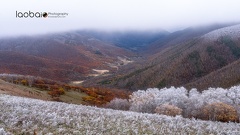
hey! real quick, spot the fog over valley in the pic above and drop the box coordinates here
[1,0,240,37]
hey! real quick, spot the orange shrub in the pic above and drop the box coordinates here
[21,79,28,86]
[48,87,65,98]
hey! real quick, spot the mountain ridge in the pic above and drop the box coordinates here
[86,23,240,90]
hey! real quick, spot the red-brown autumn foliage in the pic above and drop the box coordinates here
[155,104,182,117]
[202,102,239,122]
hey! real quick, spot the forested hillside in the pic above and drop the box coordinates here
[92,24,240,90]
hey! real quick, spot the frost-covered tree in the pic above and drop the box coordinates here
[201,88,233,105]
[129,87,188,113]
[184,88,203,118]
[129,88,160,113]
[154,87,188,109]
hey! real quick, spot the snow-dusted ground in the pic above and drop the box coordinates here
[202,24,240,40]
[0,94,240,135]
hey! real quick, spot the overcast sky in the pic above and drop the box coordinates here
[1,0,240,37]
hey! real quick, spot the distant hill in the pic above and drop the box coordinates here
[143,23,236,54]
[90,24,240,90]
[0,32,134,82]
[76,30,169,51]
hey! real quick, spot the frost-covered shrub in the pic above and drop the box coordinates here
[202,102,239,122]
[129,87,188,113]
[105,98,130,110]
[127,85,240,122]
[155,104,182,116]
[0,128,12,135]
[1,94,240,134]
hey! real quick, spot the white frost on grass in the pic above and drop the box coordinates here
[0,94,240,134]
[0,128,10,135]
[202,24,240,41]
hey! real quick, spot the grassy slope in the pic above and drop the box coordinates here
[0,94,240,134]
[0,79,51,101]
[60,91,87,104]
[0,79,87,105]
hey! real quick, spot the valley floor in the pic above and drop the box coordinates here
[0,94,240,135]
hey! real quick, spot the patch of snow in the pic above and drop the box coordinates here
[71,81,84,84]
[88,69,109,77]
[92,69,109,74]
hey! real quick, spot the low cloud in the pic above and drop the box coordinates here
[1,0,240,37]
